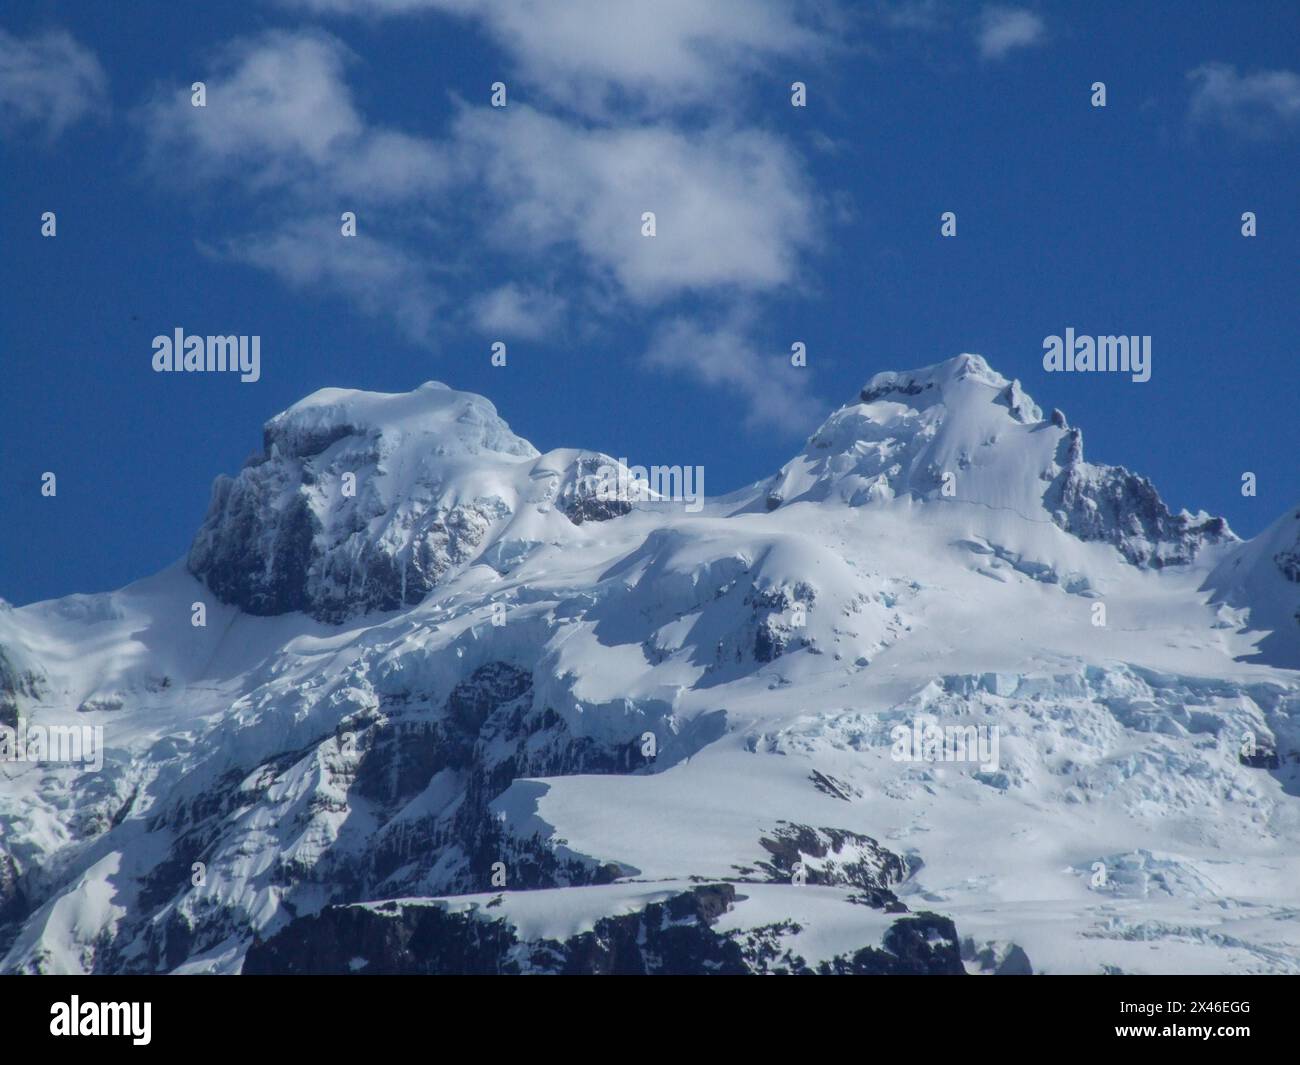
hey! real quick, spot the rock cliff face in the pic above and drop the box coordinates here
[1043,428,1233,568]
[187,383,637,623]
[0,643,44,730]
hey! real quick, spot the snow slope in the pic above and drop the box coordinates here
[2,354,1297,974]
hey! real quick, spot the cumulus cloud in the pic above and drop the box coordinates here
[143,33,452,201]
[454,105,819,302]
[1187,62,1300,138]
[142,20,825,424]
[974,6,1045,61]
[142,32,819,296]
[0,28,107,140]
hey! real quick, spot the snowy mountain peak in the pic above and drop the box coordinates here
[860,352,1005,402]
[759,352,1056,511]
[858,353,1040,424]
[759,352,1233,569]
[182,355,1239,630]
[188,381,629,623]
[263,380,539,462]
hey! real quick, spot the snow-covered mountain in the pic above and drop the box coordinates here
[3,354,1298,974]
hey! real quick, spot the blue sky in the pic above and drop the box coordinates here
[2,0,1297,605]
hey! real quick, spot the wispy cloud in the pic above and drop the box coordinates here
[0,28,107,141]
[974,6,1045,61]
[212,217,442,344]
[644,311,822,433]
[870,0,947,33]
[1187,62,1300,138]
[281,0,838,117]
[468,284,566,341]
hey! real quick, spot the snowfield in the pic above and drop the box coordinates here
[2,353,1297,974]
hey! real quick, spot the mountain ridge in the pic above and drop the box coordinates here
[187,353,1244,626]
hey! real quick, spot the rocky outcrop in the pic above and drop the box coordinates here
[1044,428,1234,568]
[0,853,25,940]
[187,448,508,623]
[739,821,912,911]
[244,883,965,975]
[554,453,634,525]
[0,645,44,729]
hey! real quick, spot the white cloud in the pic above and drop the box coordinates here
[143,32,819,307]
[142,31,364,189]
[468,284,566,340]
[643,311,822,433]
[975,6,1045,61]
[142,23,825,426]
[455,105,819,302]
[214,217,441,343]
[283,0,836,115]
[143,32,452,201]
[0,28,107,140]
[1188,63,1300,138]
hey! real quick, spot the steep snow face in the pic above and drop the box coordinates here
[755,353,1235,567]
[187,383,637,623]
[1207,506,1300,668]
[2,354,1298,977]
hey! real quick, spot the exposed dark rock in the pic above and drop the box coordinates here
[750,583,815,663]
[963,936,1034,974]
[110,663,648,971]
[1240,746,1281,769]
[188,480,317,617]
[0,646,45,729]
[745,821,911,910]
[995,944,1034,974]
[817,913,964,974]
[1275,549,1300,583]
[556,454,633,525]
[0,852,26,939]
[1043,430,1234,567]
[860,379,933,403]
[244,883,965,975]
[808,770,861,801]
